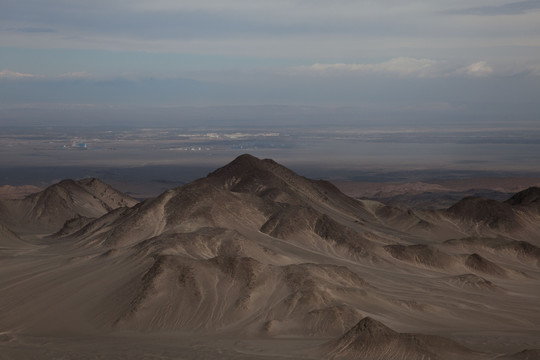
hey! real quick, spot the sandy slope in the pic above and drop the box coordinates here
[1,154,540,359]
[0,178,137,236]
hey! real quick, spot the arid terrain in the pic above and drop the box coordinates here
[1,154,540,359]
[334,177,540,210]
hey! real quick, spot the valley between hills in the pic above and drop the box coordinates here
[1,154,540,359]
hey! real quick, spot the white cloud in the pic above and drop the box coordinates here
[289,58,508,78]
[460,61,494,77]
[296,57,439,78]
[0,69,92,80]
[0,69,36,79]
[0,69,93,80]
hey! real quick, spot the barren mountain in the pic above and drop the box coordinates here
[447,196,517,229]
[334,178,540,210]
[325,317,481,360]
[1,154,539,359]
[0,178,137,235]
[505,186,540,210]
[443,189,540,241]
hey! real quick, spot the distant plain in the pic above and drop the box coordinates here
[2,123,540,199]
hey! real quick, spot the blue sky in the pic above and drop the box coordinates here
[1,0,540,122]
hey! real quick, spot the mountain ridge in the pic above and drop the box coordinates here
[1,154,539,359]
[0,177,137,236]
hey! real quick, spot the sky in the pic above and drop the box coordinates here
[1,0,540,126]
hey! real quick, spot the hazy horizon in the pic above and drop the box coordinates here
[2,2,540,187]
[2,123,540,193]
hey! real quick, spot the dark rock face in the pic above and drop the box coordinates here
[505,187,540,208]
[445,187,540,230]
[446,196,516,228]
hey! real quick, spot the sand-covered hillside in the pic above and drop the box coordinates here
[1,155,539,359]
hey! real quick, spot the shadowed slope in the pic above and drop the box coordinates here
[326,317,479,360]
[465,253,508,277]
[446,196,516,229]
[443,188,540,239]
[505,187,540,209]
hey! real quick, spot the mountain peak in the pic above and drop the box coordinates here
[205,154,296,193]
[232,153,264,164]
[2,177,137,235]
[208,154,276,177]
[465,253,508,277]
[447,196,515,227]
[203,154,371,220]
[345,317,397,338]
[27,179,76,202]
[326,316,476,359]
